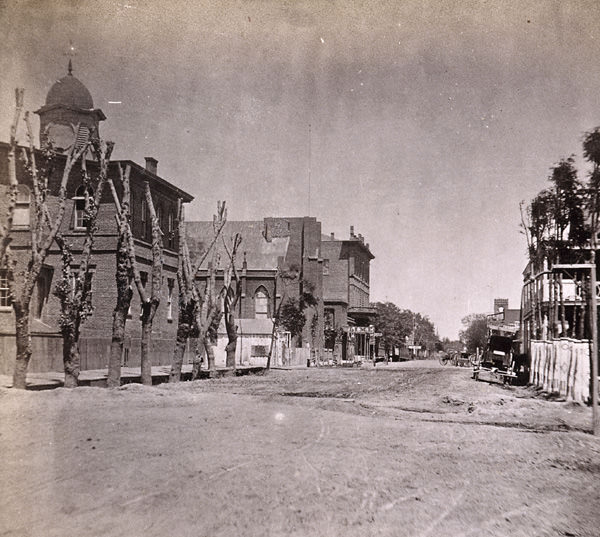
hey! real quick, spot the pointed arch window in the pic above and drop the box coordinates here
[254,287,269,319]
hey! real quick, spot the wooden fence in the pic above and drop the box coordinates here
[529,339,590,403]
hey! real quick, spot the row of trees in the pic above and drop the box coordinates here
[0,89,248,389]
[519,127,600,340]
[372,301,440,356]
[520,127,600,267]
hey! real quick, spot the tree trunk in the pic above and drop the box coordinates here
[62,329,80,388]
[12,307,31,389]
[170,306,193,382]
[190,338,203,380]
[108,307,127,388]
[140,304,154,386]
[266,321,277,370]
[204,336,216,372]
[225,313,237,368]
[108,235,132,388]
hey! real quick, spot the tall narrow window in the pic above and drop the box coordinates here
[141,199,147,239]
[167,211,174,249]
[156,205,163,233]
[254,287,269,319]
[167,278,174,321]
[13,185,31,229]
[71,270,94,303]
[73,185,93,229]
[0,269,10,308]
[35,266,53,319]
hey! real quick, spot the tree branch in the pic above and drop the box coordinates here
[191,200,227,274]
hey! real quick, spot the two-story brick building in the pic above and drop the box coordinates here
[0,63,193,374]
[321,226,376,361]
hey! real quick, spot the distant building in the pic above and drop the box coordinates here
[185,216,324,365]
[321,226,376,361]
[494,298,509,315]
[487,299,520,337]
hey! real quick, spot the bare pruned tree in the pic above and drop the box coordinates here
[170,200,196,382]
[54,139,113,387]
[221,233,242,368]
[194,206,227,375]
[169,201,226,381]
[106,164,164,386]
[136,182,163,385]
[0,89,23,267]
[3,89,89,389]
[106,164,133,387]
[266,265,300,370]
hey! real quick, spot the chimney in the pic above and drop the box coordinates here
[145,157,158,175]
[358,233,364,243]
[330,232,335,240]
[350,225,354,238]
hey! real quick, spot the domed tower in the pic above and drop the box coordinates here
[35,60,106,151]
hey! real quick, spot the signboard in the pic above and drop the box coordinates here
[408,345,421,350]
[348,325,375,335]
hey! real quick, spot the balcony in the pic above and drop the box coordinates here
[348,305,377,317]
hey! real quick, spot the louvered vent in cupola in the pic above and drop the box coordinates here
[74,125,90,149]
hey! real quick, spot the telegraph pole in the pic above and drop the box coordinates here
[307,122,311,217]
[590,256,599,435]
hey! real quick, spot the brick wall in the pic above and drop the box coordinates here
[322,241,348,303]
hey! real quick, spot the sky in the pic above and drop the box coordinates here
[2,0,600,339]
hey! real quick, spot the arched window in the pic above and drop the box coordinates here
[13,185,31,229]
[73,185,94,229]
[254,287,269,319]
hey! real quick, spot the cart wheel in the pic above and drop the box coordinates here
[439,355,449,366]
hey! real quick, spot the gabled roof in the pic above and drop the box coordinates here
[185,220,289,270]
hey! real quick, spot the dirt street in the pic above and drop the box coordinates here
[1,360,599,537]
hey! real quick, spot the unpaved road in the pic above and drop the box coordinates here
[1,360,599,537]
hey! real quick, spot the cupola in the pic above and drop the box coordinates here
[35,59,106,152]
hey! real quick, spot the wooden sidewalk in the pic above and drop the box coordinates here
[0,364,266,390]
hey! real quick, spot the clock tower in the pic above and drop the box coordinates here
[35,60,106,152]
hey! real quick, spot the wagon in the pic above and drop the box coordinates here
[472,334,517,383]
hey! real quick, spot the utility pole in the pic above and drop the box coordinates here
[590,257,599,435]
[307,122,311,217]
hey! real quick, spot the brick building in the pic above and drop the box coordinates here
[185,216,324,364]
[321,226,376,361]
[0,63,193,374]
